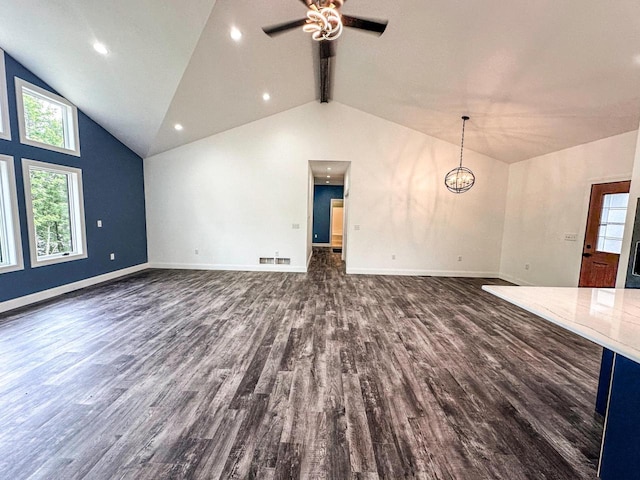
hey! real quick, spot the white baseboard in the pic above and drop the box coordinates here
[148,262,306,273]
[312,243,331,247]
[497,272,534,286]
[346,267,500,277]
[0,263,150,314]
[307,250,313,270]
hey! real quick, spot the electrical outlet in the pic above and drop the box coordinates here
[392,254,396,260]
[110,253,115,261]
[314,234,317,238]
[195,249,199,255]
[354,225,360,231]
[97,220,102,228]
[525,263,530,270]
[457,255,462,262]
[564,233,578,242]
[275,251,279,257]
[292,224,300,229]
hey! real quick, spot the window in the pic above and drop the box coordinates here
[15,78,80,156]
[0,49,10,141]
[0,155,23,274]
[597,192,629,254]
[22,159,87,267]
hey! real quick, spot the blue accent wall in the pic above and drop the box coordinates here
[0,50,147,303]
[313,185,344,244]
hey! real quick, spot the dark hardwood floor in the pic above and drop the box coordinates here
[0,248,602,479]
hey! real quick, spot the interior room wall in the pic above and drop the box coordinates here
[145,101,509,276]
[312,185,344,244]
[0,50,148,304]
[500,131,638,287]
[618,127,640,287]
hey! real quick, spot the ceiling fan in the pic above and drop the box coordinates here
[262,0,388,103]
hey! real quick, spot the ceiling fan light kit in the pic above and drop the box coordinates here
[445,116,476,194]
[303,4,343,41]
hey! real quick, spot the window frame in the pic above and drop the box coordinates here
[0,155,23,274]
[0,49,10,141]
[15,78,80,157]
[22,159,87,268]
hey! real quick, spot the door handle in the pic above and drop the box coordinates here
[582,253,593,258]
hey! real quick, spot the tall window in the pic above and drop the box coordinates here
[16,78,80,156]
[22,159,87,267]
[0,49,10,141]
[0,155,23,274]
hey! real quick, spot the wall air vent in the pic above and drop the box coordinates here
[260,257,275,264]
[276,258,291,265]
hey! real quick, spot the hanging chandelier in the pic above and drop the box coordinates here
[303,4,343,41]
[444,115,475,194]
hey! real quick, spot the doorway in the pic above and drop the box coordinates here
[578,180,631,287]
[307,160,351,268]
[330,199,344,252]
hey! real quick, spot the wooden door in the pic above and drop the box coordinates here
[579,181,631,287]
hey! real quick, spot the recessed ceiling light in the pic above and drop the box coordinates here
[230,27,242,42]
[326,181,330,184]
[174,124,184,131]
[262,92,271,101]
[93,42,109,55]
[327,167,332,170]
[327,175,331,178]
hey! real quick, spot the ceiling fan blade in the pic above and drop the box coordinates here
[341,15,388,35]
[319,40,336,59]
[263,18,308,37]
[317,41,336,103]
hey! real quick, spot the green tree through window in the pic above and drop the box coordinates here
[23,92,65,148]
[29,169,72,257]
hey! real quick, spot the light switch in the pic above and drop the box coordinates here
[97,220,102,228]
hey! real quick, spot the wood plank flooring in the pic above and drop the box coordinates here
[0,248,602,479]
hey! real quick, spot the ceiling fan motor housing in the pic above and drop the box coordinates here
[314,0,343,8]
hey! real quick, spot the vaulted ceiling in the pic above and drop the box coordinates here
[1,0,639,163]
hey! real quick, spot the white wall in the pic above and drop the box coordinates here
[617,129,640,287]
[500,131,638,287]
[145,102,509,276]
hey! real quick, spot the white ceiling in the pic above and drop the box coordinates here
[1,0,640,163]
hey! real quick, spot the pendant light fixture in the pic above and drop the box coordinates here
[445,115,475,194]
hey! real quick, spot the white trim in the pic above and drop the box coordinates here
[312,242,331,247]
[22,159,88,267]
[0,155,24,274]
[149,262,306,273]
[597,352,617,477]
[306,249,313,270]
[0,49,10,141]
[497,272,535,286]
[15,77,80,157]
[0,263,150,314]
[346,267,500,277]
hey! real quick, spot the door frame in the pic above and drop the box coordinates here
[578,179,631,287]
[329,198,344,247]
